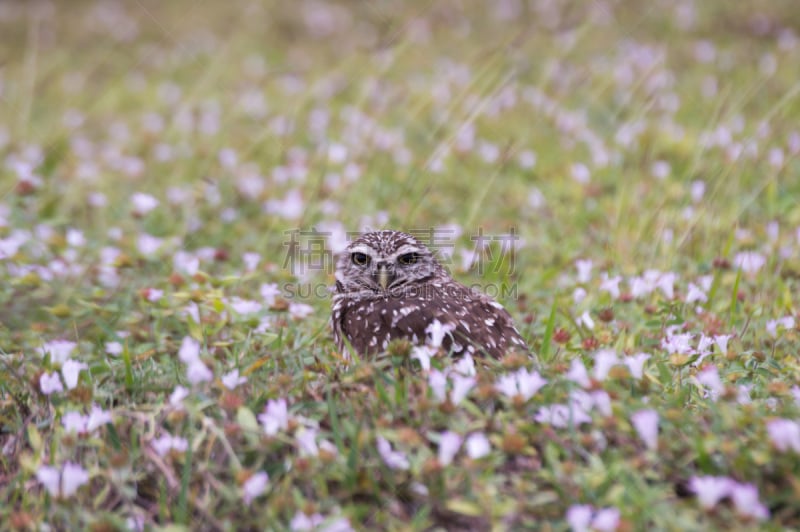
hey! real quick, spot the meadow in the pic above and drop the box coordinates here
[1,0,800,530]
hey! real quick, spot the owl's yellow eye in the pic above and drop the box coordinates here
[351,252,370,266]
[398,253,419,265]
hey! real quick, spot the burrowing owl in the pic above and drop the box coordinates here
[331,230,529,358]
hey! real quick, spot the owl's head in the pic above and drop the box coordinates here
[334,230,443,294]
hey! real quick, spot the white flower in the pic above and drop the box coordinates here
[136,233,164,256]
[62,411,89,433]
[766,316,795,337]
[36,462,89,498]
[411,345,435,371]
[495,368,547,401]
[593,349,619,381]
[105,341,123,356]
[288,302,314,319]
[696,365,724,401]
[259,399,289,436]
[290,512,324,531]
[178,336,201,363]
[86,404,113,432]
[599,272,622,299]
[186,359,213,384]
[37,340,77,364]
[566,359,591,388]
[623,353,650,379]
[465,432,490,459]
[686,282,707,303]
[578,311,595,330]
[425,320,454,348]
[766,419,800,453]
[242,471,269,505]
[566,504,592,532]
[61,359,88,390]
[152,433,188,456]
[575,259,593,283]
[131,192,159,215]
[260,283,281,306]
[713,334,732,354]
[296,428,319,457]
[173,251,199,276]
[229,298,262,315]
[243,252,261,272]
[733,251,766,275]
[221,369,247,390]
[169,385,190,408]
[591,508,621,532]
[40,372,64,395]
[535,403,592,428]
[689,476,734,509]
[438,431,462,466]
[630,409,659,450]
[376,436,410,470]
[450,375,476,405]
[730,482,769,520]
[452,354,476,376]
[146,288,164,302]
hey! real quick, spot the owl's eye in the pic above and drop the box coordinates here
[351,252,370,266]
[397,253,419,265]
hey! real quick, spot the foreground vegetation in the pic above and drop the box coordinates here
[1,1,800,529]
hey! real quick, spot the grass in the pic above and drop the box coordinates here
[2,0,800,530]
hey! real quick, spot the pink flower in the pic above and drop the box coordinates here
[566,359,591,388]
[689,476,733,509]
[593,349,619,381]
[221,369,247,390]
[37,340,77,364]
[131,192,159,215]
[242,471,269,505]
[696,366,724,401]
[61,359,88,389]
[40,372,64,395]
[730,482,769,520]
[152,433,189,456]
[36,462,90,498]
[169,386,189,408]
[623,353,650,379]
[412,345,435,371]
[535,403,592,428]
[425,320,454,348]
[630,409,658,450]
[566,505,620,532]
[438,431,462,466]
[575,259,593,284]
[259,399,289,436]
[495,368,547,401]
[105,341,123,356]
[599,273,622,299]
[450,374,476,405]
[178,336,200,363]
[376,436,409,470]
[186,359,213,384]
[260,283,281,306]
[766,419,800,452]
[465,432,491,459]
[733,251,766,275]
[288,302,314,319]
[296,428,319,457]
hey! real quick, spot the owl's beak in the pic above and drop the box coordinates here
[376,265,393,290]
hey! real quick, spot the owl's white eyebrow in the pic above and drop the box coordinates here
[390,245,423,258]
[348,245,375,256]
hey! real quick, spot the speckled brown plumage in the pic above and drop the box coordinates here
[331,230,529,359]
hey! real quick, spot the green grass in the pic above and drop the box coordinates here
[2,0,800,530]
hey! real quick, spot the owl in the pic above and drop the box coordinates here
[331,230,529,359]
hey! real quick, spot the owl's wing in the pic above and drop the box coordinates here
[387,284,529,359]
